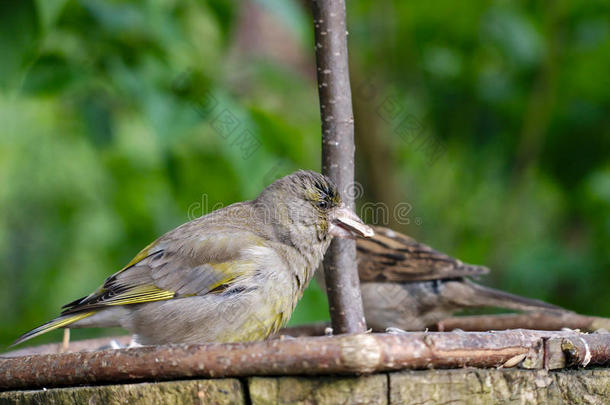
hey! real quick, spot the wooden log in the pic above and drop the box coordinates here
[2,370,609,405]
[249,374,388,405]
[389,369,610,405]
[0,379,245,405]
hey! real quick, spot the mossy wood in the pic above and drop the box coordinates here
[2,369,609,404]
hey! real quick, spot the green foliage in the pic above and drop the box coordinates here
[0,0,41,89]
[348,0,610,317]
[0,0,608,347]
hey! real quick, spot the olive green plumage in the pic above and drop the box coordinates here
[14,170,372,346]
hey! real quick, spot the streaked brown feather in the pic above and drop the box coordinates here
[357,226,488,282]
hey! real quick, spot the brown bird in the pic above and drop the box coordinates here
[351,226,567,331]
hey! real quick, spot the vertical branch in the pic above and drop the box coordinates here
[311,0,366,334]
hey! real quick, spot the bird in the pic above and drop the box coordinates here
[356,226,567,331]
[13,170,373,346]
[317,225,566,332]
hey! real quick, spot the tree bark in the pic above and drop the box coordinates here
[3,370,610,404]
[312,0,366,334]
[2,330,610,390]
[436,312,610,333]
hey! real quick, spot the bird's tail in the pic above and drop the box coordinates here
[11,312,95,347]
[444,279,566,313]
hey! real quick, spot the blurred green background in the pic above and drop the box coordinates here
[1,0,609,348]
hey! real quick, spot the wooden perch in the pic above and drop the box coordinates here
[277,312,610,337]
[312,0,366,334]
[2,330,609,390]
[436,312,610,332]
[7,311,605,359]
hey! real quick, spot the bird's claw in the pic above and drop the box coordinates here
[385,327,409,334]
[278,334,296,340]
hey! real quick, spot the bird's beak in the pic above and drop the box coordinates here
[329,205,374,239]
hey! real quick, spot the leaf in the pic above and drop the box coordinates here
[0,0,41,89]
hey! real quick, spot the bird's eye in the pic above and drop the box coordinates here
[317,200,329,210]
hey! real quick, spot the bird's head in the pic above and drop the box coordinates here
[255,170,373,248]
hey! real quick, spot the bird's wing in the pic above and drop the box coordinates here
[357,226,489,282]
[60,230,266,315]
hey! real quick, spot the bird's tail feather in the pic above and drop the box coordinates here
[445,279,566,313]
[11,312,95,347]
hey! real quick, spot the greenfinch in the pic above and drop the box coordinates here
[14,170,373,346]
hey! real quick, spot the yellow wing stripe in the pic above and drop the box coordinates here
[53,312,95,328]
[120,242,159,271]
[205,261,247,292]
[11,312,95,347]
[105,285,175,306]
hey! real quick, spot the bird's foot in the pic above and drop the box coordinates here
[98,335,143,350]
[128,337,143,348]
[108,339,124,349]
[278,334,297,341]
[105,336,142,350]
[385,327,409,335]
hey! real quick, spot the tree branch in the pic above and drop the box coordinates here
[2,330,609,390]
[436,312,610,333]
[312,0,366,334]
